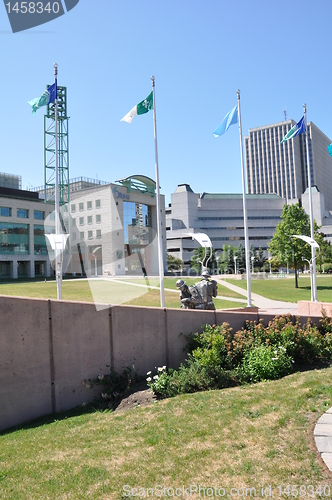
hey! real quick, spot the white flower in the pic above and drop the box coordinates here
[272,357,278,361]
[146,371,152,375]
[85,384,92,389]
[146,377,152,382]
[158,367,163,372]
[98,375,104,380]
[153,375,159,380]
[162,366,166,370]
[101,393,108,399]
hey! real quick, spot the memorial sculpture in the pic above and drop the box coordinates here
[176,268,218,310]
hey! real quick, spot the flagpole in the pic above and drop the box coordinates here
[303,104,317,301]
[54,63,62,300]
[151,76,165,308]
[237,90,252,307]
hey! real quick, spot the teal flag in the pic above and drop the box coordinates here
[328,143,332,156]
[28,83,57,115]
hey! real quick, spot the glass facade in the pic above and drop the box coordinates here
[0,261,10,277]
[0,222,29,254]
[34,224,48,255]
[123,201,152,245]
[123,202,153,273]
[17,261,28,277]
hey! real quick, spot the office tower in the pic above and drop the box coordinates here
[245,120,332,211]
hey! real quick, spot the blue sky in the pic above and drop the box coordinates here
[1,0,332,206]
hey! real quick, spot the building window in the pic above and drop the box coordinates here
[96,214,101,223]
[88,230,93,239]
[34,210,44,220]
[0,207,11,217]
[0,261,11,277]
[123,201,152,246]
[79,202,84,211]
[87,201,92,210]
[34,224,48,255]
[0,222,29,254]
[87,216,93,224]
[79,217,84,226]
[17,209,29,218]
[96,199,101,208]
[71,204,76,212]
[96,229,102,239]
[79,231,84,240]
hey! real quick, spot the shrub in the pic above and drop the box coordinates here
[146,361,237,399]
[240,344,293,383]
[189,323,234,369]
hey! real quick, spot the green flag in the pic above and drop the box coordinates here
[121,92,153,123]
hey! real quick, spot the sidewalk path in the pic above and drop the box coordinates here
[314,408,332,472]
[217,278,298,315]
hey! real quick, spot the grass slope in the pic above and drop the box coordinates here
[1,368,332,499]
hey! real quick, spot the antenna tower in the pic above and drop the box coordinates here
[44,86,69,206]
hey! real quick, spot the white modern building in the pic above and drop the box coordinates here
[166,184,285,267]
[69,176,167,277]
[0,174,167,279]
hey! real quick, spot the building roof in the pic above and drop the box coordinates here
[200,193,282,200]
[174,184,194,193]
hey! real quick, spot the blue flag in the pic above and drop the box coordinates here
[28,83,57,115]
[213,105,238,137]
[328,143,332,157]
[280,116,305,143]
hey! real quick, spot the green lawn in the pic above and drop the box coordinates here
[1,367,332,499]
[226,275,332,303]
[0,279,245,309]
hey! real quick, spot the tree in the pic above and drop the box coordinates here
[256,247,266,270]
[191,247,216,273]
[167,254,183,271]
[268,203,320,288]
[235,244,246,273]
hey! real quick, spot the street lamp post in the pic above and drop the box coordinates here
[251,256,254,274]
[234,255,238,275]
[216,255,220,274]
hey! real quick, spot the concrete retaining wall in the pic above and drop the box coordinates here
[0,296,323,432]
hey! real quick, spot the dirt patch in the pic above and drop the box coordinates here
[113,382,156,412]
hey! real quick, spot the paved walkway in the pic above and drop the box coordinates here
[216,278,299,315]
[314,408,332,472]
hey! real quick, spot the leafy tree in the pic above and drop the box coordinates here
[256,247,266,270]
[268,203,321,288]
[191,247,216,273]
[167,253,183,271]
[235,244,246,273]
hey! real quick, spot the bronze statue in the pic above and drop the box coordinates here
[195,268,218,310]
[176,269,218,310]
